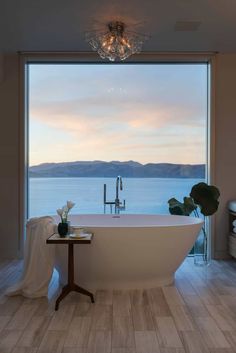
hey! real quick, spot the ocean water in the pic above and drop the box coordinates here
[29,177,204,218]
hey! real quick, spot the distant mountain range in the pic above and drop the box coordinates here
[29,160,205,178]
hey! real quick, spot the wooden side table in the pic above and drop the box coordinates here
[47,233,95,310]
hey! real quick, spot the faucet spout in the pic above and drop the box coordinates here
[103,176,126,214]
[115,175,125,213]
[116,176,121,199]
[120,176,123,191]
[115,176,123,205]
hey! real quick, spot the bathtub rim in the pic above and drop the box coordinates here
[53,213,204,229]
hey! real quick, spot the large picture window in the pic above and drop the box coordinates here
[28,63,208,217]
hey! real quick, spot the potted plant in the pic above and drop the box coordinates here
[57,200,75,237]
[168,182,220,265]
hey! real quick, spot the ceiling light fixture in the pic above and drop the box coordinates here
[85,21,149,61]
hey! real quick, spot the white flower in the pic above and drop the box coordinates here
[57,208,63,216]
[61,205,68,220]
[62,205,68,213]
[67,200,75,210]
[57,201,75,223]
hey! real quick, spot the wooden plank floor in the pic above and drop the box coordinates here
[1,258,236,353]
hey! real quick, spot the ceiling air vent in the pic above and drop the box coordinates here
[174,21,201,31]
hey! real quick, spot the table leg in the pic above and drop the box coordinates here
[68,243,74,286]
[73,283,95,303]
[55,284,70,311]
[55,243,95,310]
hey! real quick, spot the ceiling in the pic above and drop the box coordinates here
[1,0,236,53]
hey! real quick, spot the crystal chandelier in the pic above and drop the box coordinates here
[85,21,148,61]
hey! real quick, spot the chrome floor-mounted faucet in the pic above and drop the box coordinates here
[104,175,126,214]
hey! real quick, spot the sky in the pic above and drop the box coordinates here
[29,63,207,166]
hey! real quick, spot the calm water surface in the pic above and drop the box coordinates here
[29,177,204,217]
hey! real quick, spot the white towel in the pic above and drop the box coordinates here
[6,216,56,298]
[233,227,236,234]
[233,220,236,227]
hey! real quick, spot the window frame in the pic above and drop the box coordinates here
[18,52,216,258]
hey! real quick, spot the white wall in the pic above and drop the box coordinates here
[0,52,236,260]
[214,54,236,259]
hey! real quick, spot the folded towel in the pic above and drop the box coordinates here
[233,220,236,227]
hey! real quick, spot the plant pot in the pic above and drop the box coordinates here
[58,222,69,237]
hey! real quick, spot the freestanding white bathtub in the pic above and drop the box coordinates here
[54,214,203,289]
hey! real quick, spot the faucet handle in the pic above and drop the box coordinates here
[118,199,126,210]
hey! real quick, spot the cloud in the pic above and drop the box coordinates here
[30,93,205,136]
[29,64,207,165]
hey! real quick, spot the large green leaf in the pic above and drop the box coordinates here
[168,197,197,216]
[190,182,220,216]
[168,198,186,215]
[183,197,197,214]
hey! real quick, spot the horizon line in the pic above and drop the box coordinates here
[29,159,206,168]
